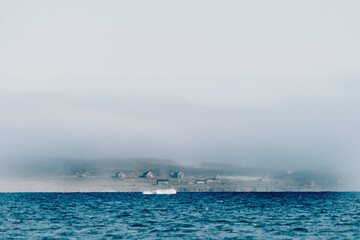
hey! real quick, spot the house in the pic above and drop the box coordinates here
[75,172,83,178]
[74,171,87,178]
[157,179,169,185]
[114,171,126,179]
[171,171,184,179]
[206,178,221,183]
[196,180,206,184]
[142,171,154,178]
[205,175,221,183]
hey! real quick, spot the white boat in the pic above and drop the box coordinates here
[142,189,177,195]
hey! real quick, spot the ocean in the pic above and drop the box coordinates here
[1,192,359,239]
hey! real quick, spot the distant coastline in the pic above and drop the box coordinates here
[0,158,342,192]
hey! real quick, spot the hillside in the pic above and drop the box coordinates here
[0,158,341,192]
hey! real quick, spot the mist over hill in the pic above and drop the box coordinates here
[0,157,342,192]
[0,157,307,177]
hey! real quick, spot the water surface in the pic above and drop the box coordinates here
[1,192,359,239]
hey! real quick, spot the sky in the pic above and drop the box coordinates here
[1,1,360,177]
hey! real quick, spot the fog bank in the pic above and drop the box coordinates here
[1,1,360,188]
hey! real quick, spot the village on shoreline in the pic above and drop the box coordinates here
[0,158,341,192]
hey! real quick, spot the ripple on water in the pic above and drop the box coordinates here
[0,192,359,239]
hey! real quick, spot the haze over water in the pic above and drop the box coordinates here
[1,1,360,238]
[1,0,360,189]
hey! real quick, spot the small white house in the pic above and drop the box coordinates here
[114,171,126,179]
[142,171,154,178]
[171,171,184,179]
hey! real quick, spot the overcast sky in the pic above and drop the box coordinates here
[1,1,360,176]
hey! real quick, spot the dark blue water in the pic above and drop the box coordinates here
[1,192,359,239]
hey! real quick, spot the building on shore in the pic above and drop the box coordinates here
[196,180,206,184]
[114,171,126,179]
[142,171,154,178]
[206,176,221,183]
[74,171,87,178]
[157,179,169,185]
[170,171,184,179]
